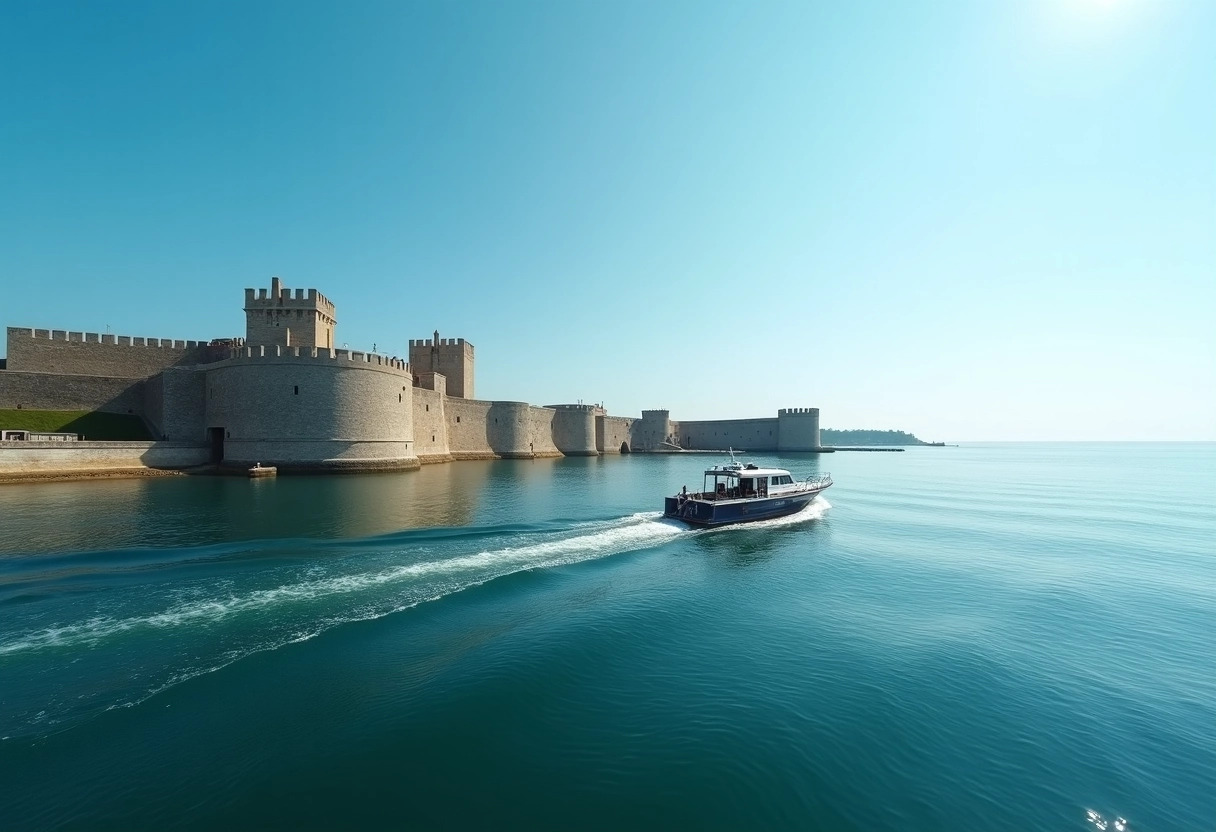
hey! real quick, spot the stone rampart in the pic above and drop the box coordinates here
[145,368,207,441]
[486,401,544,459]
[673,418,779,451]
[633,409,673,450]
[547,404,599,456]
[204,349,417,471]
[445,398,495,460]
[443,399,562,460]
[0,371,146,415]
[6,327,226,379]
[597,415,635,453]
[525,406,562,458]
[413,387,451,464]
[0,440,209,475]
[777,407,821,451]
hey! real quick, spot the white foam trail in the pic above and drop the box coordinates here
[0,513,686,657]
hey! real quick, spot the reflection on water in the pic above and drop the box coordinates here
[0,452,832,556]
[692,498,833,566]
[0,464,495,555]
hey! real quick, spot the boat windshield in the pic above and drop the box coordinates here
[702,470,769,499]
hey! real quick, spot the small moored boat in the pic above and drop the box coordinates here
[664,451,831,527]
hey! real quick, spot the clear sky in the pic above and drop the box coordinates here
[2,0,1212,441]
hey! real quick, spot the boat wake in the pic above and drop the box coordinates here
[0,502,829,737]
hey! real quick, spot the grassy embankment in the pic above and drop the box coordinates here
[0,410,152,440]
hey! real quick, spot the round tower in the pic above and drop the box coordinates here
[777,407,821,452]
[638,409,672,451]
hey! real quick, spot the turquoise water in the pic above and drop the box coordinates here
[0,444,1213,830]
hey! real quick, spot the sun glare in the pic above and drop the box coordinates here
[1036,0,1145,45]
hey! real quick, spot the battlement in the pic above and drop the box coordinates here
[243,277,335,314]
[220,344,411,373]
[408,337,471,348]
[779,407,820,416]
[641,409,670,419]
[545,403,600,412]
[9,326,214,350]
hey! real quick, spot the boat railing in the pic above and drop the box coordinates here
[803,473,832,487]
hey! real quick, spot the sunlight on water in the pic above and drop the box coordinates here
[1,447,1212,832]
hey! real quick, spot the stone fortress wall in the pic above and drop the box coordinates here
[5,326,227,379]
[0,277,826,475]
[204,346,416,471]
[667,408,820,453]
[0,370,146,415]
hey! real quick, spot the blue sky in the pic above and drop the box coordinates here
[2,0,1212,440]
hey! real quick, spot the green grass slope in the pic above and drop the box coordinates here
[0,410,152,441]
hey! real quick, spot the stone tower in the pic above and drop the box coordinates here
[408,330,475,399]
[243,277,336,349]
[777,407,821,451]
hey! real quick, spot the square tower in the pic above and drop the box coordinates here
[243,277,336,349]
[409,331,474,398]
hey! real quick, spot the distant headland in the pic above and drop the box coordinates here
[821,429,940,446]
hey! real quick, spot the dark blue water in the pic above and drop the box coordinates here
[1,445,1213,831]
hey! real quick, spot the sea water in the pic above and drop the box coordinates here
[0,444,1212,830]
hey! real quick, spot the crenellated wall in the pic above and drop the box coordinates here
[204,347,416,471]
[6,327,227,379]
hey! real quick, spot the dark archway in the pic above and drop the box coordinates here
[620,441,631,454]
[207,427,225,463]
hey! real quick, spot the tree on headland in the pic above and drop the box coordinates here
[821,429,929,446]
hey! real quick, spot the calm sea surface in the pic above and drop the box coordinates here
[0,444,1212,831]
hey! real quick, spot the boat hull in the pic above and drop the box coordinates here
[663,488,825,527]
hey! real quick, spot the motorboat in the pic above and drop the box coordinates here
[663,450,832,527]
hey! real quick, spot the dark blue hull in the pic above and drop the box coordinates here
[664,489,823,527]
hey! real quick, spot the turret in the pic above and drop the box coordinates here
[408,330,475,398]
[777,407,821,451]
[243,277,337,349]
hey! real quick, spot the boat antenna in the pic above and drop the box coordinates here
[728,447,738,465]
